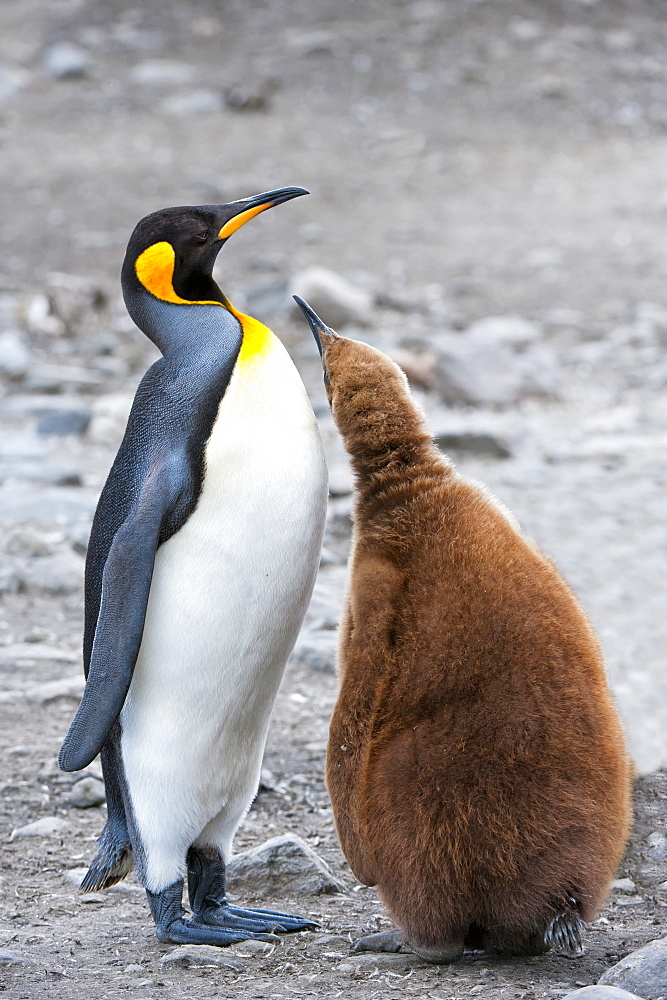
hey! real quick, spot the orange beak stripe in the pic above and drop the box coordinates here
[218,202,274,240]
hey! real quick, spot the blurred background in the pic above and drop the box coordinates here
[1,0,666,773]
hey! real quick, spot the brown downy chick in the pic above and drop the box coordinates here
[294,296,632,964]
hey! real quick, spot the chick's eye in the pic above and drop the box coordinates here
[194,230,210,243]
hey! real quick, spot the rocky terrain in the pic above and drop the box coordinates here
[1,1,666,998]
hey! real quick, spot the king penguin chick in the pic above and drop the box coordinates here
[58,189,328,948]
[294,296,632,964]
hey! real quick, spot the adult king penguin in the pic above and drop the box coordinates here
[59,189,328,947]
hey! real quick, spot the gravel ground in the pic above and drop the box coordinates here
[1,1,666,998]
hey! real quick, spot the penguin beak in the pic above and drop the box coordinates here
[292,295,339,358]
[217,187,309,240]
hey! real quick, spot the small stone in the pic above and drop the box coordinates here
[87,393,133,446]
[10,816,70,841]
[290,630,337,674]
[123,964,143,974]
[42,42,90,79]
[290,267,373,329]
[435,431,511,460]
[562,989,645,1000]
[160,945,244,970]
[598,937,667,999]
[20,550,84,595]
[225,79,277,111]
[161,89,222,115]
[0,64,29,103]
[389,348,437,390]
[646,832,667,862]
[227,834,346,898]
[465,315,543,348]
[0,950,24,966]
[36,409,91,437]
[611,878,637,893]
[131,59,194,86]
[79,893,106,904]
[231,939,277,956]
[0,330,30,378]
[70,777,106,809]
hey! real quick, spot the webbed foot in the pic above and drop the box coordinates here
[353,928,464,964]
[147,880,279,947]
[187,845,317,936]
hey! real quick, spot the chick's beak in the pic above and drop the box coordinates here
[292,295,339,357]
[217,186,309,240]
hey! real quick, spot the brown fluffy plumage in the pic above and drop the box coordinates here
[318,327,632,959]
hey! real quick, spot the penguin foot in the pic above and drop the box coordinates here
[352,929,465,964]
[199,901,318,934]
[352,929,407,953]
[156,916,280,947]
[545,910,586,957]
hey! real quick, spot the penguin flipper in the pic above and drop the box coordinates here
[59,460,178,772]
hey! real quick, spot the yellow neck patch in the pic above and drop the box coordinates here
[134,240,273,363]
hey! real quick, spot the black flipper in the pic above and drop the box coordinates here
[59,459,179,773]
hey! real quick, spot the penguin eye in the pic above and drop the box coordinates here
[194,230,210,243]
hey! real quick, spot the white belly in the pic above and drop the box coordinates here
[120,332,327,890]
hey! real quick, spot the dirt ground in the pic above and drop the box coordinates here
[1,1,667,998]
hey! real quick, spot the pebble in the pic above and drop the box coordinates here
[70,777,106,808]
[465,315,543,348]
[160,945,244,970]
[225,79,276,112]
[0,485,95,525]
[227,834,346,898]
[647,832,667,862]
[231,939,277,956]
[19,550,84,595]
[0,950,24,966]
[42,42,90,79]
[562,989,645,1000]
[161,89,222,115]
[9,816,69,841]
[290,267,373,329]
[36,409,91,437]
[0,64,28,103]
[0,330,30,379]
[87,393,133,446]
[0,674,84,706]
[435,430,512,460]
[130,59,194,86]
[612,878,637,893]
[598,936,667,999]
[389,347,437,390]
[290,629,337,674]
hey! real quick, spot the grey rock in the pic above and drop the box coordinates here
[647,832,667,862]
[161,89,222,115]
[36,409,91,437]
[0,564,21,595]
[0,674,84,706]
[435,333,560,407]
[465,315,543,347]
[0,485,95,524]
[0,643,78,666]
[42,42,90,79]
[563,988,646,1000]
[70,777,106,808]
[599,937,667,999]
[611,878,637,893]
[160,945,244,970]
[0,330,30,378]
[227,834,346,898]
[20,550,84,595]
[9,816,69,840]
[24,363,103,392]
[231,939,278,955]
[24,293,65,336]
[225,79,277,112]
[0,950,24,966]
[131,59,194,86]
[87,393,133,446]
[65,867,143,895]
[0,64,29,103]
[435,431,511,459]
[290,267,373,329]
[291,629,337,674]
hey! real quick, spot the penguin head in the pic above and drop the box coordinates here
[293,294,410,420]
[122,187,308,334]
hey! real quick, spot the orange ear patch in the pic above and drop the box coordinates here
[134,241,203,305]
